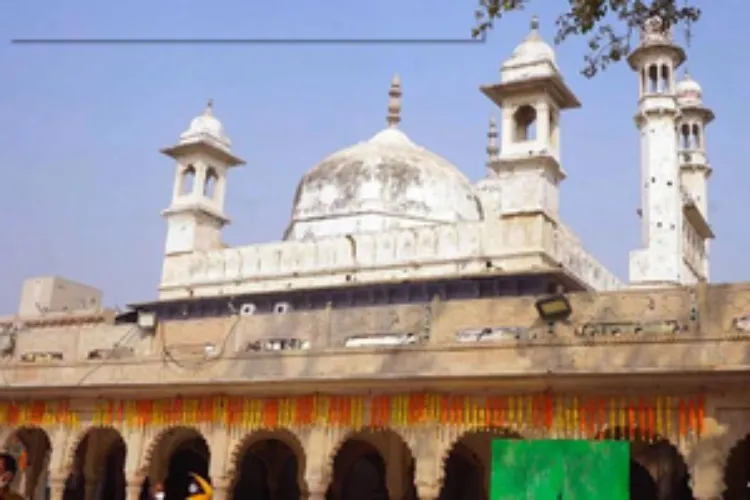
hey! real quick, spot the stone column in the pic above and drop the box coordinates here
[47,476,66,500]
[211,477,231,500]
[415,480,440,500]
[126,479,142,500]
[688,418,729,500]
[306,487,327,500]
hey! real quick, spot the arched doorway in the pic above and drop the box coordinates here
[63,427,127,500]
[99,431,127,500]
[231,431,305,500]
[602,427,694,500]
[152,428,210,499]
[439,429,520,500]
[327,430,415,500]
[4,427,52,500]
[722,434,750,499]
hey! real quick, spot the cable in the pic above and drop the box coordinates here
[75,326,138,386]
[159,313,242,372]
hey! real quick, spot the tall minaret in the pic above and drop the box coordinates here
[627,17,686,287]
[160,100,245,255]
[480,16,580,228]
[676,72,715,281]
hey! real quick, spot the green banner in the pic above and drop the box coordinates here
[490,440,629,499]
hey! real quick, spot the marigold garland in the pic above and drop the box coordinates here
[0,394,705,441]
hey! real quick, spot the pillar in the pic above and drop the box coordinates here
[688,418,730,500]
[306,487,327,500]
[415,480,440,500]
[126,478,142,500]
[211,477,231,500]
[48,475,66,500]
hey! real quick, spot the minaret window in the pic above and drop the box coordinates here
[680,124,691,149]
[660,65,671,93]
[647,65,659,93]
[204,167,218,198]
[180,165,196,195]
[691,124,702,148]
[680,123,702,150]
[513,105,537,141]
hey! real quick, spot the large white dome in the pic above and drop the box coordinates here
[285,114,482,241]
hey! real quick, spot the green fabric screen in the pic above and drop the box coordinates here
[490,440,629,500]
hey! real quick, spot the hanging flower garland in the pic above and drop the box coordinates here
[0,393,705,442]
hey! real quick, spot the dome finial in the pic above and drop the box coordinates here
[386,74,402,128]
[486,116,499,161]
[204,99,214,116]
[530,15,540,31]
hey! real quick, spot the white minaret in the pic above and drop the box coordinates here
[160,100,245,255]
[474,116,503,217]
[480,16,580,225]
[627,17,686,287]
[676,72,715,281]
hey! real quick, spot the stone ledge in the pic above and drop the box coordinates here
[2,338,749,394]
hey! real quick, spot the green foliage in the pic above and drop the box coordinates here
[473,0,701,78]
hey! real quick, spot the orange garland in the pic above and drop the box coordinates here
[0,394,706,441]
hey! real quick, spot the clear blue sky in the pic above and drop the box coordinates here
[0,1,747,313]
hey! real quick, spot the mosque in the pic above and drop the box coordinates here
[1,14,749,500]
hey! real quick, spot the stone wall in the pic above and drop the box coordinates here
[159,218,622,300]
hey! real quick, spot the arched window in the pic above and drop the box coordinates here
[181,165,196,195]
[691,123,702,149]
[204,167,218,198]
[660,64,671,93]
[513,105,537,142]
[680,124,691,149]
[647,65,659,93]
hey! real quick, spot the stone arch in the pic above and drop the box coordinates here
[600,426,694,499]
[4,426,52,500]
[143,426,210,498]
[63,426,126,473]
[228,429,307,500]
[62,426,128,500]
[325,428,416,500]
[438,427,522,500]
[512,105,537,141]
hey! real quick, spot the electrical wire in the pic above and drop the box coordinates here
[75,325,139,386]
[159,313,242,372]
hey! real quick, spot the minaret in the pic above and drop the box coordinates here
[475,116,503,217]
[160,100,245,255]
[627,16,686,287]
[676,72,715,281]
[480,16,580,226]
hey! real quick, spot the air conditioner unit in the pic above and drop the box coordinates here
[274,302,292,314]
[240,303,257,316]
[137,311,157,331]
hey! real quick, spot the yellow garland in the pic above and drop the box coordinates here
[665,397,672,438]
[656,397,662,437]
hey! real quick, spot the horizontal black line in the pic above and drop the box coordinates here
[11,37,486,45]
